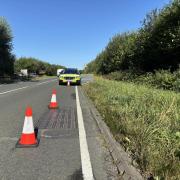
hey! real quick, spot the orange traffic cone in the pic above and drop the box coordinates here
[16,107,39,148]
[48,89,58,109]
[67,81,70,86]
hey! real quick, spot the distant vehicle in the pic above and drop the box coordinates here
[20,69,28,76]
[29,73,37,78]
[59,68,81,85]
[57,69,64,77]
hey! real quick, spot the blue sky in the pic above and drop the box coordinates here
[1,0,170,69]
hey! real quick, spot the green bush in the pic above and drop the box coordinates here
[105,69,180,92]
[153,70,177,90]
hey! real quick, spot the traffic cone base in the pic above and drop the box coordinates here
[48,102,58,109]
[16,138,39,148]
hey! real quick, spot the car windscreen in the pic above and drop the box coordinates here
[62,69,79,74]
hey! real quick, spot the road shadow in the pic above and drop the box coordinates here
[67,168,83,180]
[71,93,76,100]
[59,84,81,86]
[34,127,39,138]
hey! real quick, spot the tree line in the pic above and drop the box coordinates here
[85,0,180,75]
[0,17,64,77]
[15,57,64,76]
[0,17,15,77]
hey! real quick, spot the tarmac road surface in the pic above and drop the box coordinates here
[0,75,113,180]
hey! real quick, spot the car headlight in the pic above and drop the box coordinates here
[75,76,80,80]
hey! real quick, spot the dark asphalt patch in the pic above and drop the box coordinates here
[35,108,78,129]
[34,108,78,139]
[71,93,76,100]
[67,168,83,180]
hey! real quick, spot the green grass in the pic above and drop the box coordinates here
[83,77,180,180]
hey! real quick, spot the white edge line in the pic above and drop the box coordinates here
[75,86,94,180]
[0,79,57,95]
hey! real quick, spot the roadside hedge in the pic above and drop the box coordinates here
[84,0,180,90]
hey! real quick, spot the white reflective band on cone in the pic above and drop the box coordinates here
[51,94,56,103]
[22,116,34,134]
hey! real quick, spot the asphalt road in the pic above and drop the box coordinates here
[0,75,111,180]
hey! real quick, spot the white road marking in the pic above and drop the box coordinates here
[0,79,57,95]
[0,86,29,95]
[75,86,94,180]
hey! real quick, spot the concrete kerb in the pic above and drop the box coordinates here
[79,87,144,180]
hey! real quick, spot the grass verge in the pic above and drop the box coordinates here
[83,77,180,180]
